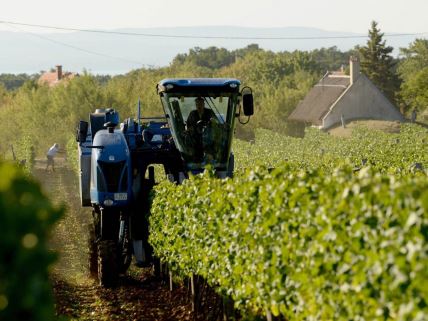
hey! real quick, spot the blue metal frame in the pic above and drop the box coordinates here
[90,129,132,208]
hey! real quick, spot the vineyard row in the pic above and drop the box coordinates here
[150,165,428,320]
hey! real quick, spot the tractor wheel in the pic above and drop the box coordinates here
[97,240,118,287]
[118,223,132,274]
[87,223,98,279]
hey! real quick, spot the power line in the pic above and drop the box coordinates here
[5,23,146,66]
[1,20,427,40]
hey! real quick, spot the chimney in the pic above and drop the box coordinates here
[55,65,63,80]
[349,56,360,85]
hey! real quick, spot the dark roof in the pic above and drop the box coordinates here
[157,78,241,95]
[159,78,240,86]
[288,75,350,125]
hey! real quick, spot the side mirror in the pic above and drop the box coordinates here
[77,120,89,143]
[243,93,254,116]
[241,87,254,116]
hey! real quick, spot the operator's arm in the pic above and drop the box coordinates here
[205,108,216,122]
[209,109,217,122]
[186,110,198,133]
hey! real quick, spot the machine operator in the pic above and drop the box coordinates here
[186,97,215,134]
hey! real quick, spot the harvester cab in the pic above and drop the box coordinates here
[157,78,253,176]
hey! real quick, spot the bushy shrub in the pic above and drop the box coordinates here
[0,161,63,321]
[66,135,79,174]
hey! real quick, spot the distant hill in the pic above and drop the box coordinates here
[0,26,420,74]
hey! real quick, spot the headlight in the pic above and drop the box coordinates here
[104,199,114,206]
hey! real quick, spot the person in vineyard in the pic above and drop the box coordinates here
[186,97,216,160]
[411,109,417,123]
[45,143,59,171]
[186,97,216,134]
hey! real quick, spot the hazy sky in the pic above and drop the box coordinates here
[1,0,427,33]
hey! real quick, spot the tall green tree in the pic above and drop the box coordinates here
[400,67,428,114]
[359,21,400,102]
[171,46,236,69]
[398,39,428,82]
[397,39,428,114]
[0,83,11,107]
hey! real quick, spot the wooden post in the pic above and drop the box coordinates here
[191,274,196,312]
[266,310,273,321]
[162,262,168,282]
[10,144,16,161]
[169,270,173,292]
[222,296,234,321]
[154,258,161,279]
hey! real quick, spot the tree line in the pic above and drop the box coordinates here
[0,21,427,159]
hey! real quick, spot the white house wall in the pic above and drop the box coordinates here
[322,74,404,129]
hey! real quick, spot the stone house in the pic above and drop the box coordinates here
[38,65,78,87]
[288,57,404,128]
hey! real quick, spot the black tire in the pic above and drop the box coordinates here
[118,223,132,274]
[87,223,98,279]
[97,240,118,287]
[227,153,234,178]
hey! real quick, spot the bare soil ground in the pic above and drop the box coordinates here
[328,120,402,137]
[33,158,193,321]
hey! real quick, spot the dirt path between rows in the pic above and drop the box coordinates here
[33,158,193,321]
